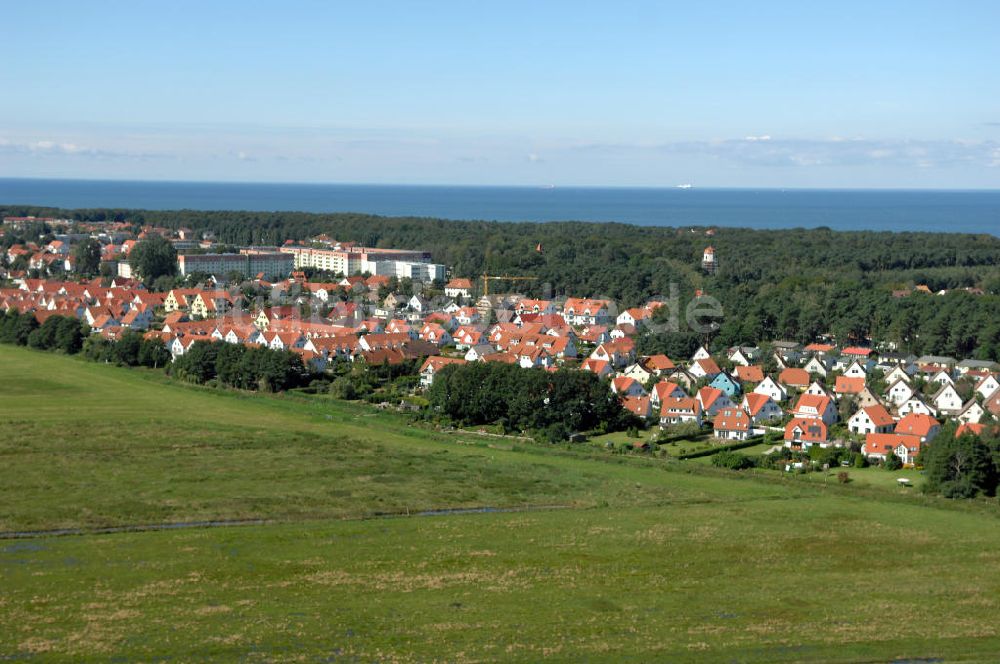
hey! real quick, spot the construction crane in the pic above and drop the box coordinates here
[481,273,537,297]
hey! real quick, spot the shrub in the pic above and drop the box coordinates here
[329,377,358,400]
[712,450,754,470]
[884,452,903,471]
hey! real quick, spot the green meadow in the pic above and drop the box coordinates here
[3,345,1000,662]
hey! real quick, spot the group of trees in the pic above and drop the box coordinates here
[168,340,309,392]
[921,423,1000,499]
[82,331,172,368]
[128,235,178,286]
[0,310,306,394]
[0,312,87,354]
[0,310,40,346]
[427,362,639,441]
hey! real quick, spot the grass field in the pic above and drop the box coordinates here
[4,345,1000,661]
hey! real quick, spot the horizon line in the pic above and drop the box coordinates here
[1,175,1000,194]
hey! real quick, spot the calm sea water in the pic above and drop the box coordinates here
[1,178,998,235]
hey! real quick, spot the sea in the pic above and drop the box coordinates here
[1,178,998,235]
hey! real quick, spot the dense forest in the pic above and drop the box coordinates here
[3,205,1000,359]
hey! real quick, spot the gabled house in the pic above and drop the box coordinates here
[986,389,1000,419]
[929,369,955,387]
[727,346,761,367]
[790,394,838,425]
[669,369,697,392]
[863,433,924,466]
[884,365,914,386]
[733,364,765,385]
[834,375,866,398]
[696,386,733,418]
[621,395,653,419]
[957,399,985,425]
[805,380,831,398]
[804,356,830,377]
[784,418,829,448]
[842,360,869,379]
[444,278,473,299]
[650,380,686,406]
[120,307,153,330]
[898,396,937,418]
[419,356,467,387]
[611,376,647,398]
[894,413,941,443]
[931,383,964,415]
[408,295,430,313]
[754,376,788,403]
[418,322,452,346]
[581,357,613,379]
[621,362,654,385]
[741,392,783,424]
[714,408,751,441]
[464,344,495,362]
[710,371,741,397]
[689,357,721,380]
[644,354,676,376]
[854,386,884,409]
[848,404,895,435]
[659,397,702,427]
[885,379,916,407]
[562,298,611,326]
[778,367,810,391]
[976,375,1000,400]
[691,346,712,362]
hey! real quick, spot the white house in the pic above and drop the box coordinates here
[929,369,955,387]
[885,379,916,407]
[976,375,1000,399]
[621,362,653,385]
[464,344,495,362]
[898,397,937,418]
[805,381,831,398]
[444,278,473,299]
[848,404,896,435]
[754,376,788,403]
[931,384,964,415]
[804,356,830,377]
[957,399,985,425]
[884,365,914,386]
[691,346,712,362]
[843,361,869,379]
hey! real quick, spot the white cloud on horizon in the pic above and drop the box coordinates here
[572,136,1000,170]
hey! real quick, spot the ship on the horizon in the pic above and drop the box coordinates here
[675,183,693,189]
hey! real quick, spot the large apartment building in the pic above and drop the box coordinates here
[280,243,445,282]
[177,250,293,280]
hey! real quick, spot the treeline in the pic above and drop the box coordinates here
[5,205,1000,359]
[426,362,638,441]
[0,310,308,392]
[0,311,87,354]
[168,340,309,392]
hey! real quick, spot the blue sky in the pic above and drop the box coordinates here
[2,0,999,187]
